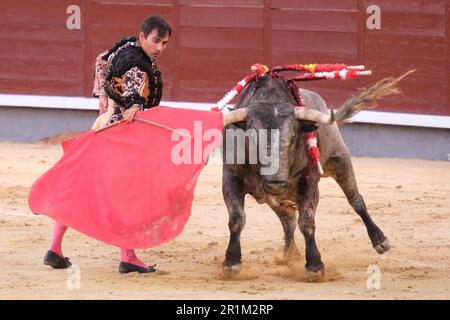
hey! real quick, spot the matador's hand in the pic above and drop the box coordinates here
[123,105,141,122]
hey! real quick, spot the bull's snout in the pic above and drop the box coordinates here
[263,180,288,195]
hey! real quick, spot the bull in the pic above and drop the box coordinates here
[220,70,413,280]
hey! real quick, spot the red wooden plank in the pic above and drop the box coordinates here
[0,20,83,42]
[90,3,174,23]
[365,35,446,62]
[279,84,358,112]
[176,64,263,102]
[0,0,83,19]
[0,39,84,61]
[0,0,86,96]
[271,0,357,10]
[180,6,263,28]
[365,57,445,81]
[179,47,263,60]
[176,88,225,103]
[0,1,83,42]
[272,10,358,32]
[272,31,358,55]
[177,84,235,102]
[368,12,446,36]
[369,97,447,115]
[180,27,263,49]
[180,0,263,7]
[363,0,445,15]
[270,51,359,66]
[93,0,173,4]
[0,79,83,96]
[177,66,264,102]
[178,69,254,83]
[299,80,362,94]
[0,59,83,81]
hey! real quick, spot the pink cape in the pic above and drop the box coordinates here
[28,106,223,248]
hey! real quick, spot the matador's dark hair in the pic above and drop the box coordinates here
[140,15,172,38]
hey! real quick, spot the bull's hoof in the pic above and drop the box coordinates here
[305,267,325,283]
[222,263,241,278]
[374,238,391,254]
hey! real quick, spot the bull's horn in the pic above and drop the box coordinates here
[223,108,248,126]
[294,107,335,125]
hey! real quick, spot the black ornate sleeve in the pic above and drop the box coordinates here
[122,66,148,110]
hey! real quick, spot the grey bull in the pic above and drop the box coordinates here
[220,70,413,280]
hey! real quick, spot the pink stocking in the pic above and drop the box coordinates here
[120,248,147,268]
[48,221,68,257]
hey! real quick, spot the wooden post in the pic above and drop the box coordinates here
[263,0,272,67]
[82,0,93,97]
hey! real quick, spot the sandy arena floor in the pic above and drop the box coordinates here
[0,141,449,299]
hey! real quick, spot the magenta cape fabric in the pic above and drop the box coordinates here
[28,107,223,248]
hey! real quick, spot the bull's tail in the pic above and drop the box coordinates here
[334,69,415,125]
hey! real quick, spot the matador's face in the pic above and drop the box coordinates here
[139,29,170,60]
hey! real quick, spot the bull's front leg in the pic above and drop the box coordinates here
[297,169,324,281]
[222,170,246,276]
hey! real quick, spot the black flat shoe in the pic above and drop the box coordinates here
[119,262,157,274]
[43,250,72,269]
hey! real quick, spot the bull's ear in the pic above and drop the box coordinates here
[300,121,318,133]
